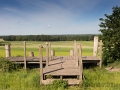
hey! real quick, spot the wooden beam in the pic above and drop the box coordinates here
[70,50,74,56]
[99,40,102,68]
[93,36,98,56]
[49,42,51,61]
[39,44,43,84]
[46,42,49,66]
[5,44,11,57]
[79,44,83,81]
[74,40,77,60]
[23,41,26,69]
[29,52,34,57]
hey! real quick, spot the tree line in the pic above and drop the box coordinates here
[2,34,98,41]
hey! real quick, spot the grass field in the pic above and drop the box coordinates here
[0,68,120,90]
[0,41,95,57]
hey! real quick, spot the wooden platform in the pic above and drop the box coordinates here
[6,56,100,84]
[6,56,100,64]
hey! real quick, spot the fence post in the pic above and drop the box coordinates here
[74,40,77,60]
[79,44,83,81]
[51,50,55,56]
[29,52,34,57]
[23,41,26,69]
[49,42,51,61]
[99,40,102,68]
[70,50,74,56]
[93,36,98,56]
[39,44,43,84]
[5,44,11,57]
[46,42,49,66]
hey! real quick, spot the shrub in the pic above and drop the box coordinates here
[0,57,21,72]
[52,79,68,89]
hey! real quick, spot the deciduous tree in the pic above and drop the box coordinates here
[99,6,120,64]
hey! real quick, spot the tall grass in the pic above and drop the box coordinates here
[0,68,120,90]
[0,69,40,90]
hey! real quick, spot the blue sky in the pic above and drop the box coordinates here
[0,0,120,35]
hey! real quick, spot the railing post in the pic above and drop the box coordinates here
[99,40,102,68]
[23,41,26,69]
[74,40,77,60]
[46,42,49,66]
[93,36,98,56]
[49,42,51,61]
[79,44,83,81]
[29,52,34,57]
[39,44,43,84]
[70,50,74,56]
[51,50,55,56]
[5,44,11,57]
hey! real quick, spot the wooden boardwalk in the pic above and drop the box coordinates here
[4,37,102,85]
[6,56,100,64]
[6,56,100,84]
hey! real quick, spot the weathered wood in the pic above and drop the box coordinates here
[49,42,51,61]
[93,36,98,56]
[60,76,63,80]
[5,44,11,57]
[39,44,43,84]
[74,40,77,60]
[46,42,49,66]
[79,44,83,80]
[23,41,26,69]
[99,40,102,68]
[29,52,34,57]
[51,50,55,56]
[70,50,74,56]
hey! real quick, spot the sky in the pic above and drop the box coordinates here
[0,0,120,35]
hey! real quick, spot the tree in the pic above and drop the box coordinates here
[99,6,120,64]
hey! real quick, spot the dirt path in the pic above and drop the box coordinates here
[105,66,120,72]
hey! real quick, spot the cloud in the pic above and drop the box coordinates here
[47,25,51,28]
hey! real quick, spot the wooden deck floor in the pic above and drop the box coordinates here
[6,56,100,64]
[6,56,100,84]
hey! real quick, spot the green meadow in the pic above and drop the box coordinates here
[0,41,94,57]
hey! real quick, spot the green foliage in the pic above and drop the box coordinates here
[99,6,120,64]
[80,68,120,90]
[0,41,10,46]
[0,67,120,90]
[52,80,68,89]
[3,34,97,41]
[0,57,21,72]
[0,69,40,90]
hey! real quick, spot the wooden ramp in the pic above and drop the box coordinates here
[41,57,82,85]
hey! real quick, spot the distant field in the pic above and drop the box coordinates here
[0,41,98,57]
[0,38,4,41]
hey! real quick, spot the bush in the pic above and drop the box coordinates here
[0,57,21,72]
[52,80,68,89]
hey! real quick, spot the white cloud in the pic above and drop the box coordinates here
[47,25,51,28]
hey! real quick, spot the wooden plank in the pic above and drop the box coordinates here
[43,68,80,75]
